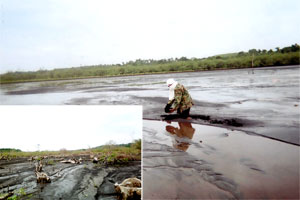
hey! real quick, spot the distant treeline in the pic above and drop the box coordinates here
[1,44,299,84]
[88,142,133,150]
[0,148,22,152]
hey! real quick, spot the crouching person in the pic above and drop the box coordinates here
[165,78,194,119]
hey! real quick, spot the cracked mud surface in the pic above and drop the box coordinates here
[0,157,141,200]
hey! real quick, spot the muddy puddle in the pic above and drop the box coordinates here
[143,120,299,199]
[0,157,141,200]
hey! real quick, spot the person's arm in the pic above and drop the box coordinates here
[167,99,174,104]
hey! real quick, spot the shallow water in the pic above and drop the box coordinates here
[143,120,299,199]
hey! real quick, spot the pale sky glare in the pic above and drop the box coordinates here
[0,106,142,151]
[0,0,299,73]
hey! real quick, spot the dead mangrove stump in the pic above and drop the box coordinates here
[114,177,141,200]
[35,161,51,183]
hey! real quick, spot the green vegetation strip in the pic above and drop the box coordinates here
[0,139,141,161]
[0,44,299,84]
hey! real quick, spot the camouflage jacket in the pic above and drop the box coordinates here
[168,83,193,113]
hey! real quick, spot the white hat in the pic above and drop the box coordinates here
[166,78,176,87]
[167,78,178,100]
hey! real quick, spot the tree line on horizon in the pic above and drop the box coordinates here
[0,148,22,152]
[0,44,299,84]
[0,140,141,153]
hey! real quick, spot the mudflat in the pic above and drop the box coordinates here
[143,120,299,199]
[1,66,299,145]
[1,66,299,199]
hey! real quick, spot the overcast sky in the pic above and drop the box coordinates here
[0,0,299,73]
[0,106,142,151]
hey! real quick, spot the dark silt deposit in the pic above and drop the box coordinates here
[0,157,141,200]
[1,66,299,145]
[143,120,299,199]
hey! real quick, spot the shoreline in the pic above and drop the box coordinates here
[1,64,299,85]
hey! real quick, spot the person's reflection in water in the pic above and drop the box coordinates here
[166,121,195,151]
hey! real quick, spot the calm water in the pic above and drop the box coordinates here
[143,120,299,199]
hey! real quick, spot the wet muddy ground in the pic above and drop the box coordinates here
[1,66,299,199]
[1,66,299,145]
[143,120,299,199]
[0,156,141,200]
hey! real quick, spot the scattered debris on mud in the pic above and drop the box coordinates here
[0,154,141,200]
[60,158,82,164]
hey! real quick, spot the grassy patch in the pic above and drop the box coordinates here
[93,140,141,165]
[0,140,141,163]
[46,159,55,165]
[0,188,31,200]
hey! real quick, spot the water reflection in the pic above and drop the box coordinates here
[165,122,195,151]
[144,119,300,199]
[145,120,242,199]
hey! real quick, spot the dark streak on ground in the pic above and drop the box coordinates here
[84,87,152,93]
[5,87,64,95]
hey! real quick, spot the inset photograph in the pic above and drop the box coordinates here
[0,106,142,200]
